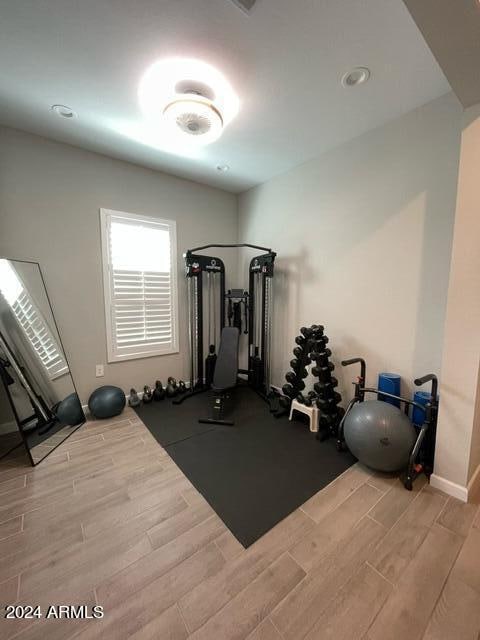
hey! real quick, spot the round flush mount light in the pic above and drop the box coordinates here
[138,58,239,146]
[216,163,230,172]
[50,104,77,119]
[341,67,371,88]
[163,97,224,145]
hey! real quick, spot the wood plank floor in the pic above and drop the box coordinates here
[1,407,479,640]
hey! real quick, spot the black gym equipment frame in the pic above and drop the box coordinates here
[174,243,276,407]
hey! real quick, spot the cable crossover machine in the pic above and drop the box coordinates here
[175,243,276,422]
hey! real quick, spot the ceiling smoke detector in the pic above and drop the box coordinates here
[341,67,371,88]
[139,58,239,145]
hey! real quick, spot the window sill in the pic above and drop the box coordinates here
[107,348,179,364]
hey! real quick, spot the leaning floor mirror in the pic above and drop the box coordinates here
[0,258,85,465]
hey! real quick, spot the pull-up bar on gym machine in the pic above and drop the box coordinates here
[174,243,276,419]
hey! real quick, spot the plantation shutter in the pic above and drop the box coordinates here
[0,259,68,380]
[102,210,178,362]
[12,291,69,379]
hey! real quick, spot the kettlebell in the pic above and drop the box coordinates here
[166,377,177,397]
[128,388,141,408]
[143,385,153,403]
[153,380,165,401]
[178,380,187,394]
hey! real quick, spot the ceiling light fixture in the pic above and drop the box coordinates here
[216,163,230,172]
[341,67,371,88]
[50,104,77,119]
[138,58,239,146]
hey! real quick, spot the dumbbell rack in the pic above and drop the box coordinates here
[279,325,343,440]
[310,336,344,440]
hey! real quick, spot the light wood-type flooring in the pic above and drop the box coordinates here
[1,406,480,640]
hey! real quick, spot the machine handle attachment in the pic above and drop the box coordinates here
[341,358,366,383]
[414,373,438,403]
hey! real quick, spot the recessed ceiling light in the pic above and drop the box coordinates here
[138,58,239,146]
[216,164,230,172]
[50,104,77,119]
[341,67,371,88]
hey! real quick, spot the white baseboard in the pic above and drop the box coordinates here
[467,463,480,499]
[430,474,468,502]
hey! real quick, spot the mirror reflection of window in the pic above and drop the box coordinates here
[0,259,69,380]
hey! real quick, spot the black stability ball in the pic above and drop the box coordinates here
[88,385,126,419]
[55,392,84,426]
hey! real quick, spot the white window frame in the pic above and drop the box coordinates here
[100,208,179,363]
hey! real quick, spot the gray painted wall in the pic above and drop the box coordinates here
[0,127,237,403]
[0,92,463,417]
[238,93,462,404]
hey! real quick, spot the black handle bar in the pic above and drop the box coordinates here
[414,373,438,403]
[187,243,273,254]
[341,358,366,381]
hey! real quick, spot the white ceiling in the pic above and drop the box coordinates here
[0,0,450,193]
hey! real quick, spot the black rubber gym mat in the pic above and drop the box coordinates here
[134,386,356,547]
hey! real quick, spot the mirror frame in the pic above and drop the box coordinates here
[0,256,85,465]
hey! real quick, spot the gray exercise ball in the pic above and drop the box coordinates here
[343,400,417,472]
[88,385,125,419]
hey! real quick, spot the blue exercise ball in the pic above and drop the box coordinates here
[88,385,125,419]
[344,400,417,472]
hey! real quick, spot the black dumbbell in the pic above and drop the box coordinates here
[178,380,187,394]
[310,352,332,366]
[279,396,291,409]
[318,392,342,407]
[166,377,178,397]
[289,366,308,379]
[312,362,335,377]
[314,377,338,393]
[304,391,317,407]
[128,388,141,408]
[315,387,335,401]
[143,385,153,403]
[153,380,165,401]
[316,396,337,409]
[285,369,308,389]
[319,413,336,427]
[300,326,313,338]
[285,371,297,385]
[289,358,307,374]
[296,393,306,404]
[311,324,325,335]
[282,383,296,398]
[295,335,306,346]
[293,346,304,358]
[310,348,332,361]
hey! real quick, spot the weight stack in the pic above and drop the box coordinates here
[311,332,344,440]
[278,324,325,414]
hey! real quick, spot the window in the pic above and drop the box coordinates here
[100,209,178,362]
[0,259,69,380]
